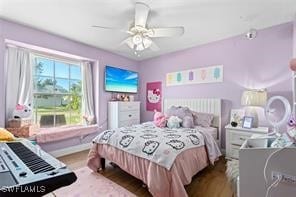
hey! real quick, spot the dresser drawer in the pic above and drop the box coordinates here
[230,132,251,146]
[119,119,140,127]
[119,111,140,122]
[119,102,140,112]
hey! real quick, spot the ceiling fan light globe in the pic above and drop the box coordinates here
[126,41,134,49]
[132,34,143,45]
[135,43,145,51]
[143,37,152,48]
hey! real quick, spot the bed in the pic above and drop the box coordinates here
[87,98,222,197]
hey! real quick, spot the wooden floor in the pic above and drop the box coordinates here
[58,150,233,197]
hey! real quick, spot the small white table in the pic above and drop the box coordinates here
[225,124,268,159]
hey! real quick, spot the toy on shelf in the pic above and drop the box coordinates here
[6,104,38,138]
[287,115,296,143]
[83,115,95,125]
[13,104,32,119]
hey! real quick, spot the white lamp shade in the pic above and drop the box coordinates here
[241,90,267,107]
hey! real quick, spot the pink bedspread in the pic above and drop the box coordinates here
[87,144,210,197]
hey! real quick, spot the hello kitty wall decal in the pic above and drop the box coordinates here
[166,65,223,86]
[146,81,162,112]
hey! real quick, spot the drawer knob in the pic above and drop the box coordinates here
[129,115,132,117]
[239,137,246,140]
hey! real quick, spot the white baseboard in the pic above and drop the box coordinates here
[49,143,92,158]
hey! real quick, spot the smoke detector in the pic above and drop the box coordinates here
[245,28,257,40]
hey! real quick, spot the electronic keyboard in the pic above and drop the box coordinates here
[0,140,77,197]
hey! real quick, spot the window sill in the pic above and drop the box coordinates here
[35,124,99,144]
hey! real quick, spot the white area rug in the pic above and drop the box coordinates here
[226,159,239,196]
[46,167,136,197]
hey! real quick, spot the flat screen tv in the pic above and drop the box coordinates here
[105,65,138,93]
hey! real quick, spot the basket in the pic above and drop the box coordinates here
[6,125,39,138]
[7,118,33,128]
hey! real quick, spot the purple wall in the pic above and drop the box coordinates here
[0,19,139,127]
[0,21,4,129]
[139,23,293,147]
[0,18,294,150]
[0,19,139,151]
[294,17,296,57]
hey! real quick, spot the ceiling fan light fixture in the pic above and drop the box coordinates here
[135,43,145,51]
[144,29,154,37]
[142,37,152,48]
[93,2,184,54]
[132,34,143,45]
[126,40,134,49]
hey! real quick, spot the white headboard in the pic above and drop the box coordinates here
[163,98,222,147]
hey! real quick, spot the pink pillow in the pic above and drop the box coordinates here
[182,115,194,128]
[192,111,214,127]
[153,111,167,128]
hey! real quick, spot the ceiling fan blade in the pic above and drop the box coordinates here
[135,2,150,27]
[92,25,117,29]
[149,27,184,37]
[92,25,133,34]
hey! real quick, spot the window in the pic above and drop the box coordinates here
[33,56,82,128]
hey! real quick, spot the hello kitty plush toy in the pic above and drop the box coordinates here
[13,104,32,119]
[153,110,167,128]
[167,116,182,129]
[83,115,95,125]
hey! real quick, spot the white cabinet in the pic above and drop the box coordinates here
[108,102,140,129]
[239,139,296,197]
[225,124,268,159]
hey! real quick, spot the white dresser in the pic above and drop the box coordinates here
[108,101,140,129]
[225,124,268,159]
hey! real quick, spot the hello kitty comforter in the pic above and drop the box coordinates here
[92,122,220,170]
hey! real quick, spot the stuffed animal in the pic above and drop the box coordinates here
[83,115,95,125]
[167,116,182,129]
[153,111,167,128]
[13,104,32,119]
[0,128,14,141]
[287,115,296,143]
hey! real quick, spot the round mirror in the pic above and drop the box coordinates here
[265,96,291,134]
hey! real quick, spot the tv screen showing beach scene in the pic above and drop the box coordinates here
[105,66,138,93]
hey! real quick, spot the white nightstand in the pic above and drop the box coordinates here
[225,124,268,159]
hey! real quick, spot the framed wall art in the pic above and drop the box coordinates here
[166,65,223,86]
[146,81,162,112]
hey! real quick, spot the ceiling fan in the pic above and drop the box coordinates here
[92,2,185,53]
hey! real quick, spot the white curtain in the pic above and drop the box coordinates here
[81,61,96,124]
[5,46,33,123]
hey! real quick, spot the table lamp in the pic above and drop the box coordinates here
[241,89,267,128]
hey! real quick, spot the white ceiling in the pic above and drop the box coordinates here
[0,0,296,61]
